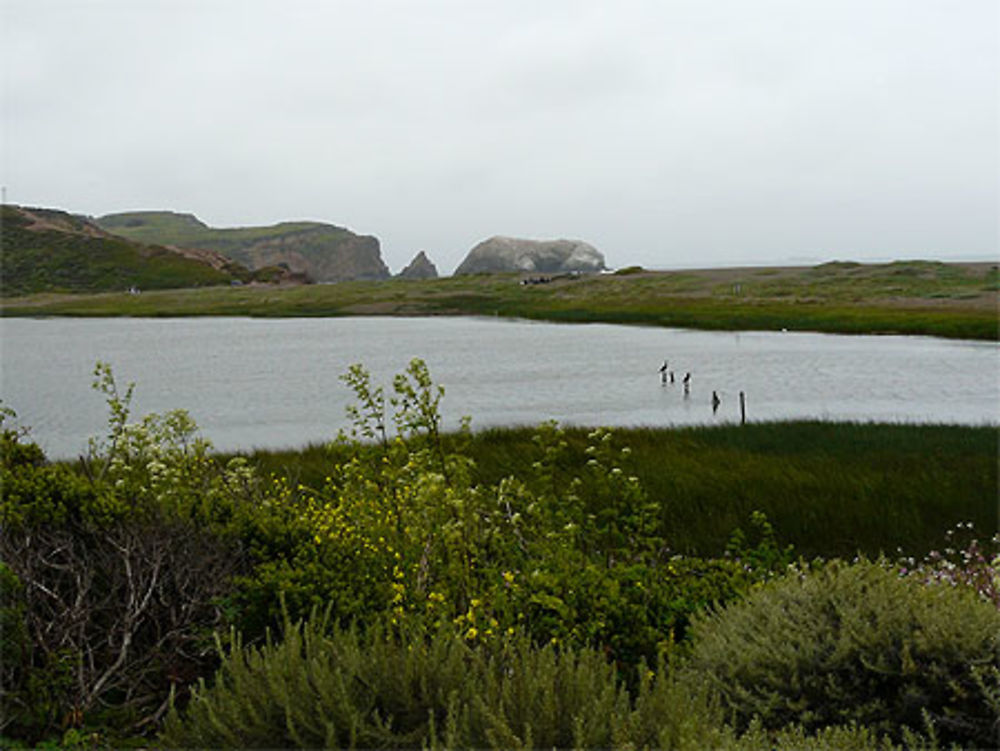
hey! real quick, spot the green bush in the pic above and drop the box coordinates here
[0,367,253,743]
[729,723,945,751]
[161,615,602,748]
[9,361,995,747]
[160,613,736,750]
[495,555,754,670]
[685,558,1000,748]
[161,609,950,750]
[222,363,756,672]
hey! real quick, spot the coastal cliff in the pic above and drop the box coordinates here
[98,211,390,283]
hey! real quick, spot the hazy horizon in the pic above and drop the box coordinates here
[3,1,997,274]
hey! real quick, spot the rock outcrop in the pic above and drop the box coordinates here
[98,211,390,283]
[397,251,439,280]
[454,236,606,275]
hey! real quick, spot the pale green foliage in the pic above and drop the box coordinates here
[390,357,445,439]
[161,608,946,750]
[81,360,260,521]
[725,509,798,577]
[160,611,729,750]
[233,357,761,694]
[731,722,945,751]
[299,359,679,646]
[341,362,390,446]
[571,427,661,562]
[0,400,20,433]
[89,360,135,456]
[686,558,1000,748]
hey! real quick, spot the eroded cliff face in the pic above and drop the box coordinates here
[97,212,390,283]
[454,236,606,275]
[226,227,389,282]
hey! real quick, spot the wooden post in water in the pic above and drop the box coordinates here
[739,391,746,425]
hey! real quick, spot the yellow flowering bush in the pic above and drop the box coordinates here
[230,358,757,673]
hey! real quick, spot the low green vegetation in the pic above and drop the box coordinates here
[0,205,244,294]
[684,560,1000,745]
[1,362,997,748]
[96,210,352,252]
[251,421,997,562]
[3,260,996,340]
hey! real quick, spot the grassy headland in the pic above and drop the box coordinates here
[95,210,387,282]
[2,259,997,340]
[0,204,304,294]
[0,205,243,294]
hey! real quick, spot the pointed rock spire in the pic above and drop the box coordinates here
[397,250,439,279]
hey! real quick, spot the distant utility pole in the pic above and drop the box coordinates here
[1,186,6,205]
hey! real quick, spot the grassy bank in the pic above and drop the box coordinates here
[0,205,240,294]
[3,260,996,340]
[245,421,998,561]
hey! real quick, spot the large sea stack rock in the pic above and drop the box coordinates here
[97,211,390,283]
[397,251,439,280]
[454,236,606,275]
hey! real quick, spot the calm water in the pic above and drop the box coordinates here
[1,316,997,459]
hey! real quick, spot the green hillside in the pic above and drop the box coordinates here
[97,211,390,282]
[0,205,245,295]
[97,211,335,250]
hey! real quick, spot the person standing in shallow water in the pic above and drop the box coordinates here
[683,372,691,395]
[659,360,668,384]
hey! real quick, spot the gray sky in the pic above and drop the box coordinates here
[2,0,997,274]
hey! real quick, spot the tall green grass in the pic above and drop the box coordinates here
[244,421,998,561]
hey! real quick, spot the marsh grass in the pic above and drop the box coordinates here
[4,261,996,340]
[245,421,997,561]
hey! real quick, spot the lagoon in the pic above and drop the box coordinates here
[1,316,997,459]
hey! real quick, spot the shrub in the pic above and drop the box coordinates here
[494,555,754,670]
[685,558,1000,748]
[161,614,613,748]
[613,265,645,275]
[225,361,764,673]
[160,613,738,750]
[163,610,944,750]
[0,366,252,742]
[233,362,764,677]
[898,521,1000,609]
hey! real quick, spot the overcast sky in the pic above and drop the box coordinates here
[2,1,997,273]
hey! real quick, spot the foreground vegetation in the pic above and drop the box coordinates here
[1,361,997,748]
[3,259,996,340]
[251,420,997,562]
